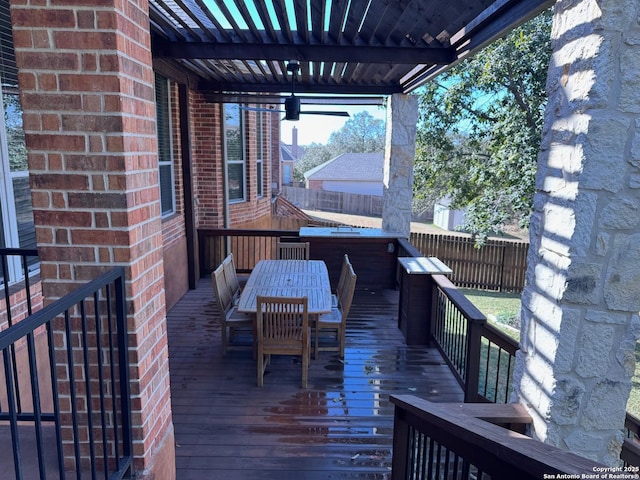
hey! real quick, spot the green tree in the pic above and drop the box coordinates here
[414,10,552,241]
[293,142,334,180]
[294,110,385,180]
[328,110,385,153]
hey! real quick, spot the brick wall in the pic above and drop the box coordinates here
[190,96,276,229]
[0,281,43,330]
[10,1,174,477]
[270,108,281,194]
[191,93,225,228]
[308,179,323,190]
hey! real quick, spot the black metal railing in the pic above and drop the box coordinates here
[477,322,519,403]
[0,267,133,479]
[430,274,486,402]
[1,247,40,329]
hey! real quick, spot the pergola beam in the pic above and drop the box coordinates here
[154,39,455,65]
[198,81,402,95]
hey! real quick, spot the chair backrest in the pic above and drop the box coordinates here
[222,253,240,297]
[337,264,357,320]
[276,241,310,260]
[212,264,233,314]
[256,296,309,345]
[336,254,351,300]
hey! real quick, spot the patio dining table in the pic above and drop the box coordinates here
[236,259,332,315]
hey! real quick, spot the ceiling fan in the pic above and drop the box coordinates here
[240,60,350,121]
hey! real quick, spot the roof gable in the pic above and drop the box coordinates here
[305,152,384,182]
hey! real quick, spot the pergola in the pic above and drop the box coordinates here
[149,0,554,98]
[146,0,556,239]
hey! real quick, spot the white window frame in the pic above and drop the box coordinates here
[155,73,176,218]
[223,103,246,203]
[0,88,38,284]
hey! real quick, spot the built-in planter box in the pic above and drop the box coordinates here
[397,257,452,345]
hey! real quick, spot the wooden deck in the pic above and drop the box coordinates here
[167,277,464,479]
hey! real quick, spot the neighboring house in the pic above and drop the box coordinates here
[280,126,304,187]
[304,152,384,196]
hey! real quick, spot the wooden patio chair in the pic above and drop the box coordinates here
[256,296,310,388]
[275,241,310,260]
[221,253,241,300]
[212,263,253,355]
[314,263,357,359]
[332,254,351,307]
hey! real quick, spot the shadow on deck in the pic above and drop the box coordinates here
[167,277,464,480]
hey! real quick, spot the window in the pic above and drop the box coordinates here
[0,1,38,284]
[224,104,245,202]
[283,164,291,184]
[0,90,33,255]
[155,73,175,217]
[256,111,264,197]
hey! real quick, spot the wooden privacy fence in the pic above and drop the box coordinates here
[282,185,384,217]
[410,232,529,292]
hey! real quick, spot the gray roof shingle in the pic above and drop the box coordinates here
[304,152,383,181]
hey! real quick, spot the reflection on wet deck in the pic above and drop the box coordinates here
[167,277,464,480]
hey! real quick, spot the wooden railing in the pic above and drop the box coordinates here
[624,413,640,467]
[390,395,603,479]
[397,238,517,403]
[427,273,518,403]
[199,228,299,274]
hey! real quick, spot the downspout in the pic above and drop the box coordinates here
[221,105,231,259]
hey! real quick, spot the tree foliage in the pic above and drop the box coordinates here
[293,110,385,180]
[414,10,552,241]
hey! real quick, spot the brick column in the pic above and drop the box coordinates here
[11,1,175,478]
[382,93,418,238]
[512,0,640,465]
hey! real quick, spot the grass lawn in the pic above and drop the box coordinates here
[460,289,521,341]
[461,288,640,418]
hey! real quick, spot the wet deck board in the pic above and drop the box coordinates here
[167,278,464,479]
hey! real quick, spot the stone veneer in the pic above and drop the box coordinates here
[382,93,418,238]
[512,0,640,465]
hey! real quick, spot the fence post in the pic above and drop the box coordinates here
[499,242,506,292]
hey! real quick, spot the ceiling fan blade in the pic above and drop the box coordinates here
[238,106,284,113]
[301,111,350,117]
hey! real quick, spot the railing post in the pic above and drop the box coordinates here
[464,318,484,402]
[430,283,439,342]
[391,407,409,480]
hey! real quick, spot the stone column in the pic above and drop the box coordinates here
[512,0,640,465]
[11,1,175,478]
[382,93,418,237]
